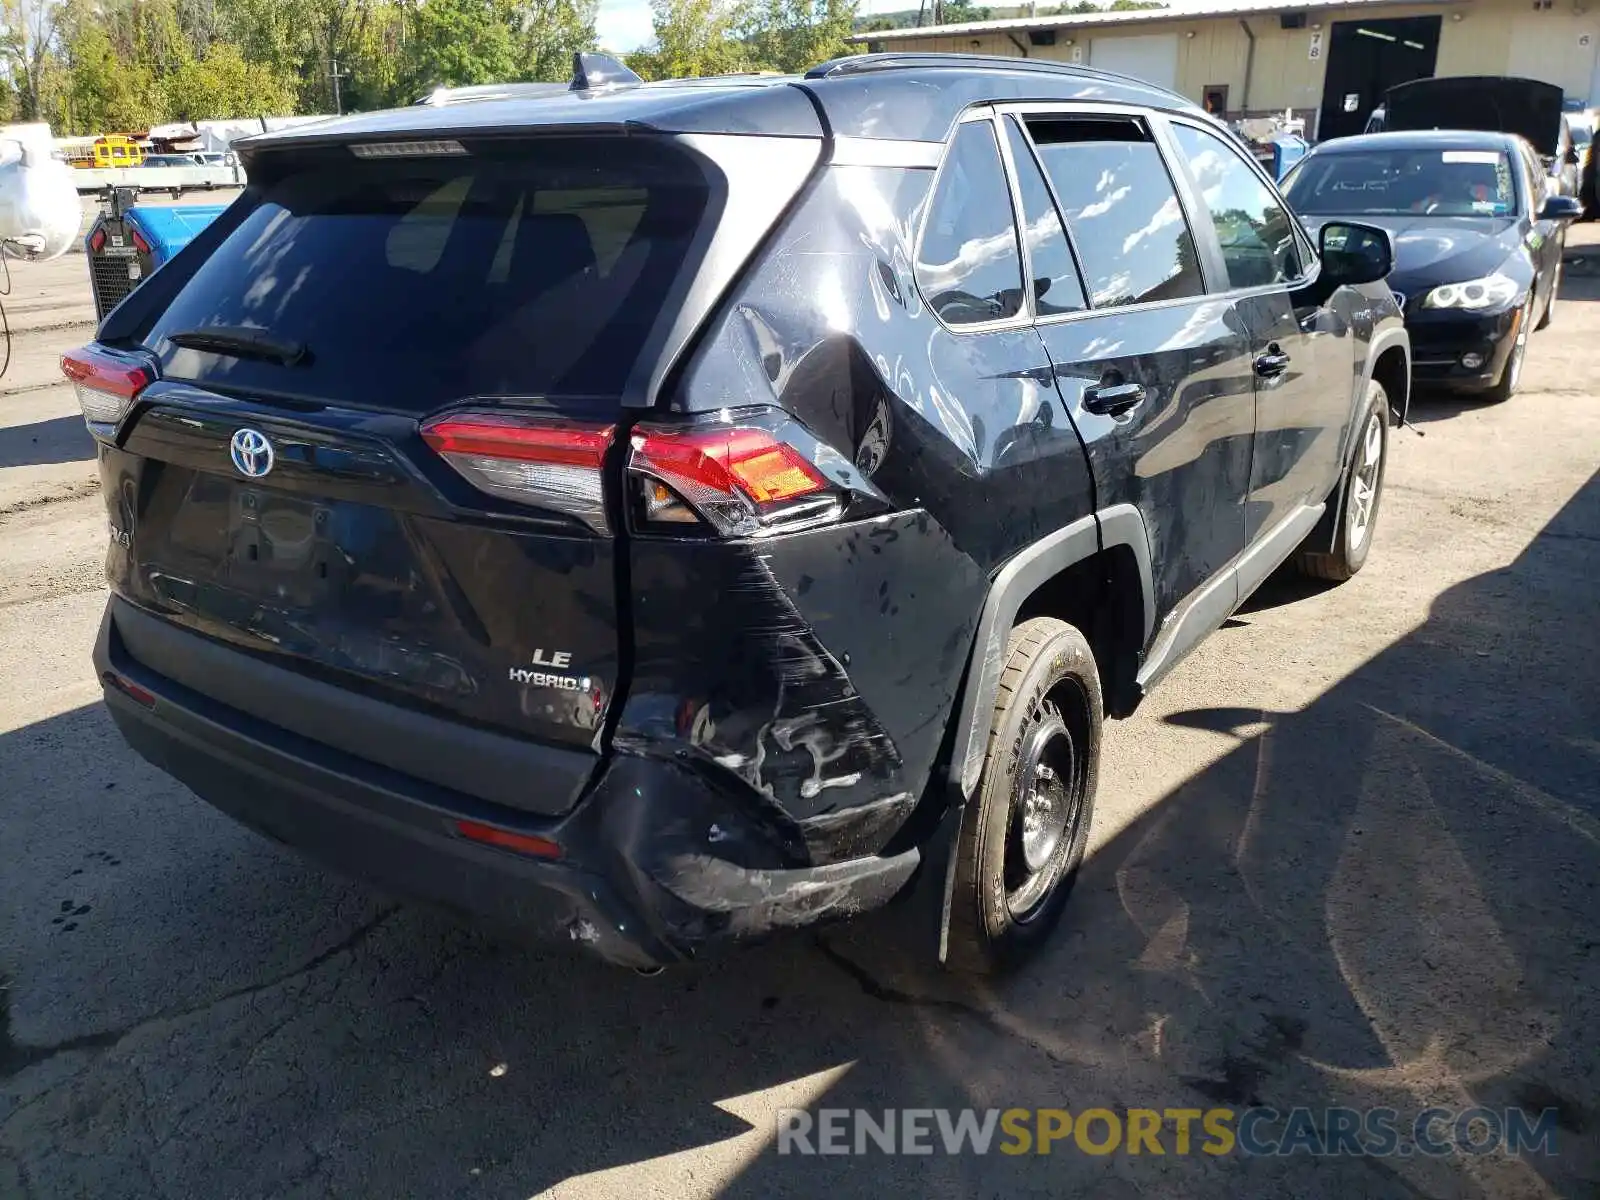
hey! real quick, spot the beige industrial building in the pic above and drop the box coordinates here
[851,0,1600,140]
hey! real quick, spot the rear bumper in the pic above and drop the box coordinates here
[96,598,921,968]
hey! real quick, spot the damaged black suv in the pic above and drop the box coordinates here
[74,53,1409,974]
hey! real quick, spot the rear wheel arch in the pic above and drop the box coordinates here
[927,506,1151,966]
[947,504,1154,804]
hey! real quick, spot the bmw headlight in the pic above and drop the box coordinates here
[1421,272,1522,311]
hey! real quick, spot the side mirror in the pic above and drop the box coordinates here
[1319,221,1392,286]
[1540,194,1583,221]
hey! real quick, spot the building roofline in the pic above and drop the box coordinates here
[848,0,1462,44]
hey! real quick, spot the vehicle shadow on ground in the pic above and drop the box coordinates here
[0,414,94,469]
[1559,243,1600,287]
[2,474,1596,1199]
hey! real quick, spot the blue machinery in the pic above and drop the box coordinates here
[84,188,227,320]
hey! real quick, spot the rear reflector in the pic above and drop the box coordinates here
[88,228,106,254]
[628,425,831,537]
[62,345,156,433]
[129,229,150,255]
[102,671,156,708]
[455,819,562,859]
[421,412,614,533]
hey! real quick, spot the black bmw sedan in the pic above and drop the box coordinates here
[1283,130,1580,401]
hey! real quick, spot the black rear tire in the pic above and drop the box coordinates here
[945,617,1101,975]
[1295,382,1389,583]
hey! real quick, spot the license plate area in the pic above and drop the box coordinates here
[227,488,339,604]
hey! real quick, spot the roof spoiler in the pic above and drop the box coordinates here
[571,52,642,91]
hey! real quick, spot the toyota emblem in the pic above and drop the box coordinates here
[229,428,275,479]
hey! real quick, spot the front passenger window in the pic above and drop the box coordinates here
[1170,123,1303,289]
[917,121,1025,326]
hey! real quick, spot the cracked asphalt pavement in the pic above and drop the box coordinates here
[2,208,1597,1199]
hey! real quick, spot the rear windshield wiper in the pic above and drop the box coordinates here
[166,327,309,367]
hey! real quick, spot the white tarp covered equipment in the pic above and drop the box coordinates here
[0,132,82,261]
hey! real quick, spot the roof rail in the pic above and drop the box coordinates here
[571,52,643,91]
[805,52,1102,81]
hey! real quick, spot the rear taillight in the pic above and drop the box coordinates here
[88,228,106,254]
[628,421,843,537]
[61,344,155,436]
[129,228,150,255]
[420,411,615,534]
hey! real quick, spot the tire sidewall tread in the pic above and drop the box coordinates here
[947,617,1102,975]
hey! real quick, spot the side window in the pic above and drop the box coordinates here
[1521,144,1546,205]
[1026,115,1204,308]
[916,121,1025,326]
[1002,117,1087,317]
[1170,122,1303,289]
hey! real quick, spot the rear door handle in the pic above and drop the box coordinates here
[1082,380,1146,416]
[1254,350,1292,378]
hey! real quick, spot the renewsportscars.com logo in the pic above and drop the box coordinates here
[776,1106,1561,1158]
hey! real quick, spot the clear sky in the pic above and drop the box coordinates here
[596,0,656,52]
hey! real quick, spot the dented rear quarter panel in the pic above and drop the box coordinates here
[621,161,1096,862]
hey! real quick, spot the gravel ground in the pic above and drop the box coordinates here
[0,207,1597,1200]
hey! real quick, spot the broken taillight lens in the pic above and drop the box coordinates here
[420,411,615,534]
[61,344,156,436]
[628,422,838,537]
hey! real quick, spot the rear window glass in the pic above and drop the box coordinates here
[1283,149,1516,217]
[916,121,1025,326]
[145,140,713,412]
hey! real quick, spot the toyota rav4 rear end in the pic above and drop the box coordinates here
[80,71,975,967]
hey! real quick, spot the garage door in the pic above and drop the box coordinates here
[1089,33,1180,90]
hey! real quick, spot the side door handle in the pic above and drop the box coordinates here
[1254,347,1292,378]
[1082,379,1146,416]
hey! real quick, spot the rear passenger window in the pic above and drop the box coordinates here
[917,121,1024,326]
[1026,116,1204,308]
[1170,122,1303,289]
[1003,117,1087,317]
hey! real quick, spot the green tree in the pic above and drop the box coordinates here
[56,14,160,132]
[341,2,407,109]
[163,40,298,120]
[176,0,225,54]
[519,0,599,82]
[630,0,750,81]
[216,0,317,84]
[398,0,520,97]
[923,0,987,21]
[0,0,62,120]
[740,0,855,73]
